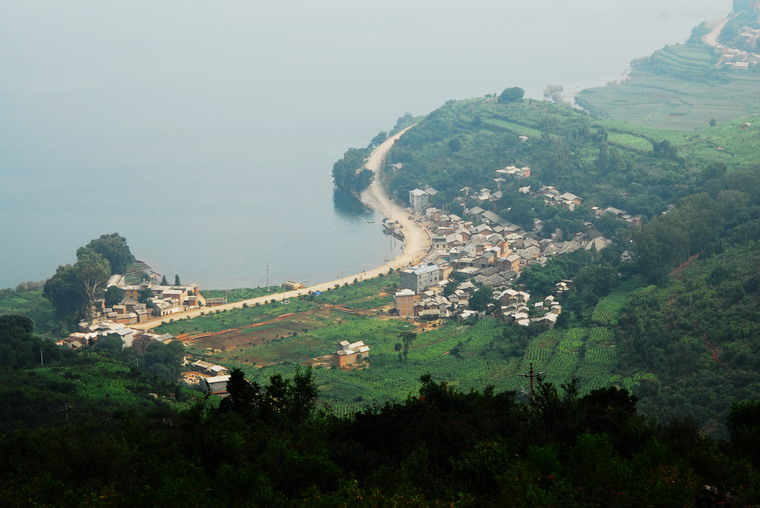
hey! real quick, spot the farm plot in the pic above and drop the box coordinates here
[523,330,561,366]
[592,278,643,325]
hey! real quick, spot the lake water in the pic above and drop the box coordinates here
[0,0,731,289]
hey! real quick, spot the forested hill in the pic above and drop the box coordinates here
[383,91,760,432]
[386,96,758,220]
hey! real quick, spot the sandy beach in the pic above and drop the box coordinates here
[132,127,430,330]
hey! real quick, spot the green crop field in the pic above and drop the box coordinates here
[155,298,322,336]
[481,118,543,138]
[606,131,653,152]
[202,286,284,303]
[301,274,399,309]
[592,278,645,325]
[159,272,653,408]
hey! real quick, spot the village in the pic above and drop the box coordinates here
[54,161,647,396]
[713,25,760,70]
[54,271,379,396]
[389,163,641,328]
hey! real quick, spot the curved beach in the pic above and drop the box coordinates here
[132,127,430,330]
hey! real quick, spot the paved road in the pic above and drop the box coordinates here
[132,127,431,331]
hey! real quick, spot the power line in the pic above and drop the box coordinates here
[518,363,546,402]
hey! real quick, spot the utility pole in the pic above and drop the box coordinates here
[40,348,44,366]
[518,363,546,402]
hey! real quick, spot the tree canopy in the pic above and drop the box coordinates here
[498,86,525,103]
[0,315,67,368]
[44,239,114,325]
[78,233,135,275]
[332,147,374,193]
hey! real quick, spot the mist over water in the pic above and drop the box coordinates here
[0,0,731,289]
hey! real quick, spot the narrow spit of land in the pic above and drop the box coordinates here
[132,127,430,331]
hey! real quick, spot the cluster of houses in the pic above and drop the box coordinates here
[58,320,173,351]
[523,185,583,211]
[59,317,239,397]
[714,26,760,70]
[92,280,205,325]
[592,205,643,227]
[393,261,567,328]
[391,162,646,326]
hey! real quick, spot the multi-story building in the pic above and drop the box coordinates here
[399,264,441,293]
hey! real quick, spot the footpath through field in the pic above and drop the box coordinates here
[132,127,431,331]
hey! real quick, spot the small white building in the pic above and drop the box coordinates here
[200,375,231,396]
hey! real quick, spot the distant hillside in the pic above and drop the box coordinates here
[576,2,760,129]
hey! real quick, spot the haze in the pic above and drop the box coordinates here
[0,0,731,288]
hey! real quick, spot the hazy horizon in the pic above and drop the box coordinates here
[0,0,732,289]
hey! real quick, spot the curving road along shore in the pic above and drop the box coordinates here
[132,126,430,331]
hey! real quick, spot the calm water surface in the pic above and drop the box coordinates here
[0,0,730,289]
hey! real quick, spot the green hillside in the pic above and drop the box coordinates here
[377,76,760,433]
[385,96,759,221]
[577,4,760,130]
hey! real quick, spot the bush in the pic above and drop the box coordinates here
[498,87,525,103]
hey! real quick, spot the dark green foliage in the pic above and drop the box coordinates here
[728,401,760,467]
[398,331,417,361]
[43,236,127,326]
[0,315,67,369]
[1,368,759,505]
[104,285,124,308]
[632,182,760,284]
[469,286,494,312]
[44,251,110,325]
[219,367,319,425]
[594,211,628,237]
[369,131,387,147]
[520,250,592,296]
[497,86,524,103]
[138,286,153,305]
[575,264,619,298]
[332,147,374,193]
[616,238,760,431]
[79,232,135,275]
[143,340,185,380]
[43,264,89,323]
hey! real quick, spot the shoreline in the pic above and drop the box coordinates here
[132,127,431,330]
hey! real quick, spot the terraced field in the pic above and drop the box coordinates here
[592,278,646,326]
[578,43,760,130]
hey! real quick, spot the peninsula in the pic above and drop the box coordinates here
[131,127,430,330]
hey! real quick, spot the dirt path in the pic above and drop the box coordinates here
[669,254,699,280]
[702,18,728,48]
[131,127,431,331]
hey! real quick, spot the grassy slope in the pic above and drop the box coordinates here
[0,289,59,336]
